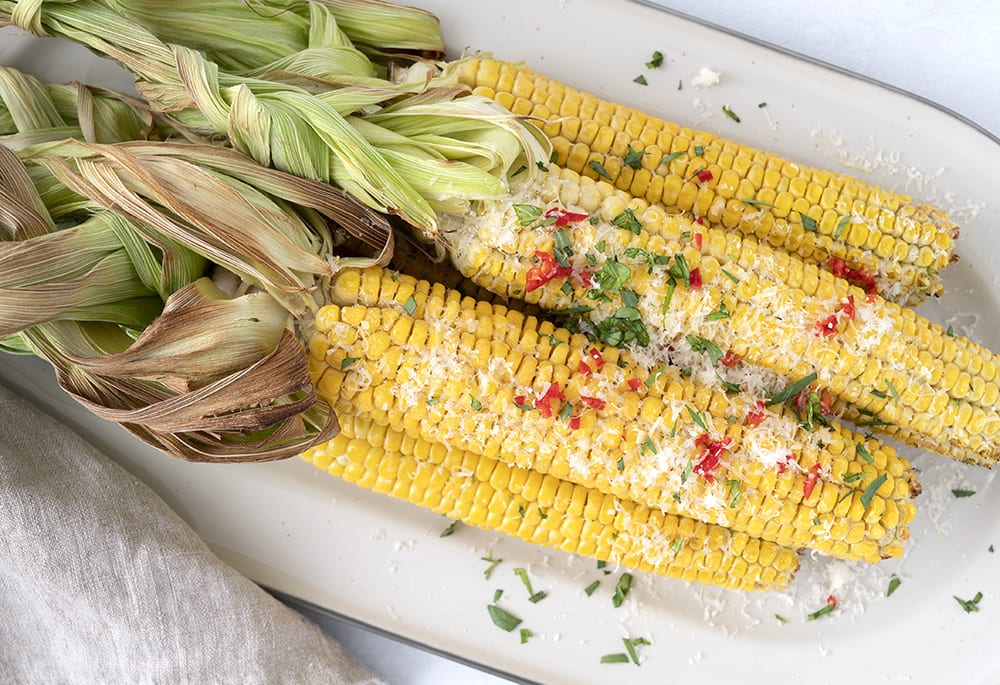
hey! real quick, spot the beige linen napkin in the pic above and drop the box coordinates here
[0,383,384,685]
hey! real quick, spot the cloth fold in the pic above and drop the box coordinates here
[0,383,384,685]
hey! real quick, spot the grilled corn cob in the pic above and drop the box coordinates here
[453,57,957,306]
[444,165,999,466]
[303,413,800,591]
[308,267,919,562]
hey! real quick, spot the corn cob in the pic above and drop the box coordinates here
[444,165,1000,467]
[453,57,957,306]
[303,413,800,591]
[308,267,919,562]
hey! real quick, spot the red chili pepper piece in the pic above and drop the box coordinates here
[693,436,733,484]
[777,453,797,474]
[544,207,589,226]
[588,347,606,369]
[541,382,565,401]
[802,463,822,499]
[745,400,767,427]
[689,267,703,290]
[837,294,856,320]
[826,594,838,608]
[580,396,607,410]
[568,415,581,430]
[815,314,839,337]
[695,216,705,226]
[720,350,741,368]
[627,378,643,392]
[525,251,572,293]
[694,232,704,250]
[694,432,711,448]
[536,397,553,419]
[696,169,714,183]
[828,257,878,296]
[578,359,593,377]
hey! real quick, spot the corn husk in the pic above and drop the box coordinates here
[0,0,550,234]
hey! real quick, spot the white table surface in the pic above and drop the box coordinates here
[292,1,1000,683]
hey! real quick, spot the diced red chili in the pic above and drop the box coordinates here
[695,216,705,226]
[802,463,822,498]
[578,359,593,377]
[568,415,581,430]
[536,397,553,419]
[828,257,878,296]
[745,400,767,427]
[627,378,643,392]
[694,232,704,250]
[588,348,606,369]
[777,453,796,474]
[689,267,703,290]
[525,251,572,293]
[696,169,714,183]
[575,269,594,286]
[694,432,711,448]
[837,294,856,320]
[541,382,565,401]
[544,207,589,226]
[826,594,838,608]
[815,314,839,337]
[580,396,607,410]
[693,436,733,484]
[720,350,741,368]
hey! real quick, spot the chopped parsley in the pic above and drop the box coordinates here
[633,74,648,86]
[595,260,632,290]
[694,144,705,156]
[645,50,664,69]
[470,394,482,410]
[340,357,359,370]
[952,488,976,498]
[519,628,534,644]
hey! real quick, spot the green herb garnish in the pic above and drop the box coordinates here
[633,74,648,86]
[766,373,818,406]
[519,628,534,644]
[481,551,502,579]
[806,603,836,621]
[487,604,522,632]
[796,211,818,232]
[834,215,852,239]
[954,592,983,613]
[404,295,417,316]
[584,580,601,596]
[600,653,629,664]
[705,300,731,321]
[687,405,709,432]
[612,573,633,608]
[612,207,643,234]
[952,488,976,498]
[686,334,724,366]
[440,520,460,537]
[860,473,888,509]
[887,575,901,597]
[681,458,693,483]
[590,160,613,180]
[721,268,740,283]
[470,394,482,411]
[659,150,685,167]
[645,51,664,68]
[722,104,741,122]
[340,357,359,370]
[623,145,646,169]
